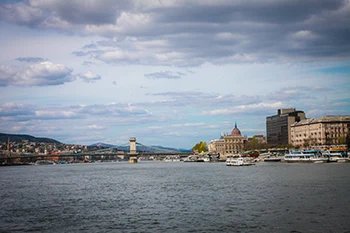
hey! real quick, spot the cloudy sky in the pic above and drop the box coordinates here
[0,0,349,148]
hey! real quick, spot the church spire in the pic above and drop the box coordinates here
[235,122,237,129]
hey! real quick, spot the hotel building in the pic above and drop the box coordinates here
[291,115,350,147]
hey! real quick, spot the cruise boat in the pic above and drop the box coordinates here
[226,156,255,166]
[284,150,328,163]
[322,150,349,163]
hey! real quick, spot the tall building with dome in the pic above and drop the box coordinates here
[224,122,244,154]
[208,122,245,156]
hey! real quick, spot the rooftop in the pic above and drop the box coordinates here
[292,115,350,126]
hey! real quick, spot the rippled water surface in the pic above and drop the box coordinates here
[1,162,350,232]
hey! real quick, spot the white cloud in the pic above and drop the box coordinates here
[0,103,35,116]
[87,125,106,130]
[144,71,185,79]
[77,71,101,83]
[201,109,234,116]
[0,61,75,86]
[35,110,77,119]
[292,30,319,40]
[97,49,143,63]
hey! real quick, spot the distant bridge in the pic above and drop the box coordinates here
[0,137,192,164]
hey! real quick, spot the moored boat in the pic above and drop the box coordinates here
[284,150,328,163]
[263,156,282,162]
[35,160,56,165]
[163,155,181,162]
[322,150,349,163]
[226,156,255,166]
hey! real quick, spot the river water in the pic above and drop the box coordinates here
[1,162,350,233]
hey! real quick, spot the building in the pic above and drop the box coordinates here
[266,108,306,146]
[247,134,267,144]
[291,115,350,147]
[224,123,245,154]
[208,138,225,156]
[208,123,245,157]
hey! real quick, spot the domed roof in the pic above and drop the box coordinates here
[230,122,241,136]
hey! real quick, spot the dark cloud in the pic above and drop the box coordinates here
[0,2,44,26]
[30,0,132,25]
[82,44,98,50]
[154,1,344,24]
[1,0,350,65]
[144,71,185,79]
[15,57,46,63]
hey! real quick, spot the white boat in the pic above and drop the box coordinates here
[322,150,349,163]
[203,155,211,162]
[226,156,255,166]
[163,155,181,162]
[284,150,328,163]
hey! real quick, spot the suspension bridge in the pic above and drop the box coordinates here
[0,137,192,165]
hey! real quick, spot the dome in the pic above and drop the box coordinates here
[230,122,241,136]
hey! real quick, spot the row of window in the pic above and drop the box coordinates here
[293,134,344,139]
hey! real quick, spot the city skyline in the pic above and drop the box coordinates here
[0,0,349,148]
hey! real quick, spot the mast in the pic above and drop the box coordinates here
[7,136,10,156]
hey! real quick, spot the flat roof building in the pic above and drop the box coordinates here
[266,108,306,146]
[291,115,350,147]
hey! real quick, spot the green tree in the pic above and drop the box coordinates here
[246,136,259,150]
[244,137,272,151]
[192,141,208,153]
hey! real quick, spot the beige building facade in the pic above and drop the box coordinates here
[208,138,225,155]
[208,123,244,156]
[291,116,350,147]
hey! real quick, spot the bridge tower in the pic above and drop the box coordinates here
[128,137,138,163]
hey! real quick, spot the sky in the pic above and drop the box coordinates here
[0,0,350,148]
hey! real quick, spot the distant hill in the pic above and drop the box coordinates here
[153,145,192,153]
[0,133,61,144]
[89,142,117,148]
[177,148,192,153]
